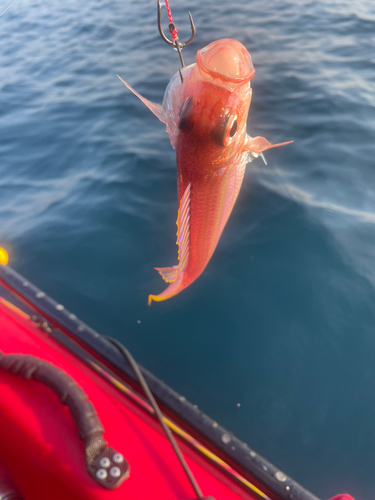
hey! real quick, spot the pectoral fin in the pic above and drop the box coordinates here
[243,135,293,154]
[117,75,166,124]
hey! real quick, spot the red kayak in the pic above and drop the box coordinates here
[0,264,354,500]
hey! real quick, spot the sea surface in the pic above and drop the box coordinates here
[1,0,375,498]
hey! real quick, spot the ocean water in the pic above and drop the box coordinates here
[1,0,375,498]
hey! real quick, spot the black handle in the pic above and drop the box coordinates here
[0,352,129,489]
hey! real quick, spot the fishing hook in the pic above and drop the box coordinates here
[157,0,196,69]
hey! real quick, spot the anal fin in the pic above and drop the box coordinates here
[154,266,178,283]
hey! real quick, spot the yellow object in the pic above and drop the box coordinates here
[0,248,8,265]
[0,298,29,319]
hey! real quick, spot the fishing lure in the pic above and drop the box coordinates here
[119,3,291,304]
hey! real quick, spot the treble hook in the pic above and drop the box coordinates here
[157,0,196,69]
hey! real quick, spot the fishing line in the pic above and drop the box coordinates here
[163,0,178,41]
[0,0,16,18]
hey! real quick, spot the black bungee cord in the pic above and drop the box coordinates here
[104,336,213,500]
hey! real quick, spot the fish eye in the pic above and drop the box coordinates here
[230,119,238,137]
[222,113,238,147]
[178,96,193,131]
[211,112,238,148]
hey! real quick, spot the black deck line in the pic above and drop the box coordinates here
[0,264,322,500]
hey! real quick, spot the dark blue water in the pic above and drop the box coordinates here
[1,0,375,498]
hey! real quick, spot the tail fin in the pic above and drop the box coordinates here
[148,271,186,305]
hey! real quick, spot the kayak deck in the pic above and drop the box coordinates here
[0,297,265,500]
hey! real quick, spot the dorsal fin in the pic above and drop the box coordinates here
[176,183,191,272]
[243,135,293,154]
[151,183,191,289]
[148,183,191,305]
[117,75,166,124]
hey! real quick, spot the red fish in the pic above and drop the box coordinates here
[119,39,291,304]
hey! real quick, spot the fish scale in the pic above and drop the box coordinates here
[180,154,247,286]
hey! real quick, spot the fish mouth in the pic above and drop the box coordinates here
[196,39,255,84]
